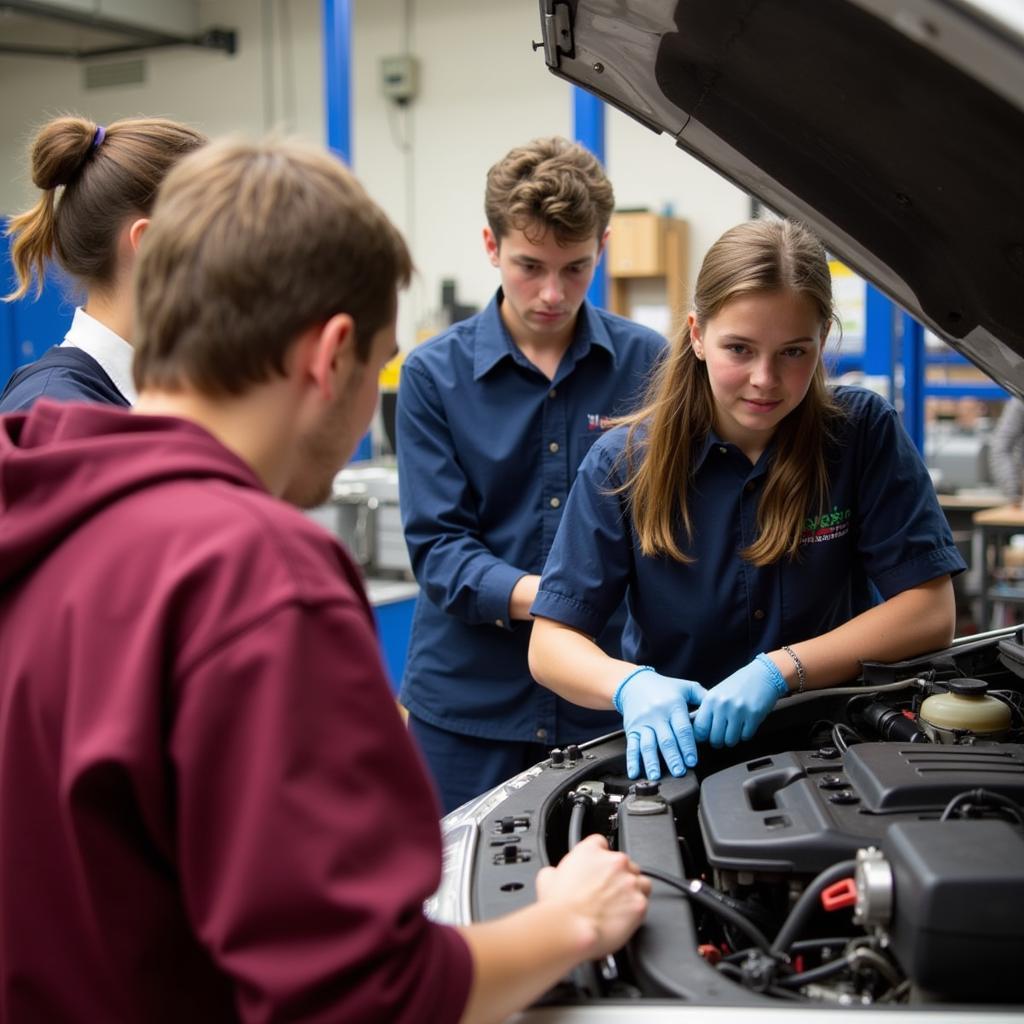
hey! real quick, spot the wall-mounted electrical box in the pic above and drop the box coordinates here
[380,54,419,103]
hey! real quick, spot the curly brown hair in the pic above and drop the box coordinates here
[484,136,613,245]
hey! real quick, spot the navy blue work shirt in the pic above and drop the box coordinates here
[532,386,966,686]
[397,291,666,743]
[0,348,129,412]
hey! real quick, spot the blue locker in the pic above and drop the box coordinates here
[1,223,76,386]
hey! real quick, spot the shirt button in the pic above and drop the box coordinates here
[745,481,756,493]
[495,619,505,628]
[536,728,548,740]
[549,497,561,509]
[549,441,560,453]
[548,388,557,399]
[718,446,727,455]
[754,609,765,620]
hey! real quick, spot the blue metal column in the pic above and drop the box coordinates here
[573,87,607,308]
[1,226,14,384]
[323,0,352,163]
[900,313,925,453]
[324,0,374,460]
[863,283,895,401]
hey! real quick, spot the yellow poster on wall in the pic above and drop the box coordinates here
[379,351,404,390]
[828,259,865,355]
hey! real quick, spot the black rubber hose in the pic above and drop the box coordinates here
[639,866,776,957]
[940,787,1024,825]
[724,936,851,964]
[770,860,857,958]
[568,800,586,849]
[776,954,853,988]
[567,798,603,997]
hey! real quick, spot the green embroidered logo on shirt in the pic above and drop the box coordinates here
[800,506,852,545]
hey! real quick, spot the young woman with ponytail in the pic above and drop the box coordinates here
[528,218,964,781]
[1,115,204,411]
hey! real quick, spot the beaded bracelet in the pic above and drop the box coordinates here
[781,644,807,694]
[612,665,655,713]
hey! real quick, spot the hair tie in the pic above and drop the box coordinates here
[91,125,107,151]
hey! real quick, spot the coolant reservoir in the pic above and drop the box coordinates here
[919,678,1011,741]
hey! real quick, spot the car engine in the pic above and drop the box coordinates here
[444,627,1024,1010]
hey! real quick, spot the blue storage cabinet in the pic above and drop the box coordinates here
[366,580,418,695]
[1,223,76,385]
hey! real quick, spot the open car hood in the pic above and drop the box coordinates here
[539,0,1024,396]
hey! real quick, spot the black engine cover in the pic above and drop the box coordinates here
[885,819,1024,1000]
[698,742,1024,875]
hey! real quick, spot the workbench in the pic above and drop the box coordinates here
[973,502,1024,629]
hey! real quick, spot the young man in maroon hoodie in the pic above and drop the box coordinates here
[0,137,649,1024]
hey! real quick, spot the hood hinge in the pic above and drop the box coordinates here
[541,1,575,68]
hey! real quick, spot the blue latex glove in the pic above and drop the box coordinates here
[692,653,789,748]
[613,667,708,780]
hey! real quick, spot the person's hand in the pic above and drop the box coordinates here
[614,667,707,780]
[535,833,651,959]
[692,653,788,748]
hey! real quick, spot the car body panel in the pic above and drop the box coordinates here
[539,0,1024,396]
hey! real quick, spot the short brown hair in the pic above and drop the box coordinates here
[4,115,205,301]
[133,136,413,397]
[484,136,614,245]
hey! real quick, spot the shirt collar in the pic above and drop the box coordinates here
[693,427,778,476]
[472,289,617,381]
[693,431,722,472]
[61,307,137,404]
[570,299,618,368]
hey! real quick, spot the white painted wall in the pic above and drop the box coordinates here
[0,0,748,346]
[0,0,324,194]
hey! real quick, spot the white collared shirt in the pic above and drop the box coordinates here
[60,307,137,405]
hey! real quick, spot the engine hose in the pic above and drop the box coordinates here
[783,677,922,711]
[770,860,858,958]
[724,936,851,964]
[640,866,776,957]
[568,800,586,849]
[777,952,853,988]
[567,798,603,997]
[849,698,926,743]
[777,943,900,990]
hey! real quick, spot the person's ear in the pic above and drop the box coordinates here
[309,313,356,400]
[688,312,705,360]
[483,226,500,267]
[596,227,610,262]
[127,217,150,252]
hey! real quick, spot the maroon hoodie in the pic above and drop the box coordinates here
[0,401,472,1023]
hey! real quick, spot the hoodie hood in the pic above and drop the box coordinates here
[0,401,264,587]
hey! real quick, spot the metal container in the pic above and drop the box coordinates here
[306,463,412,578]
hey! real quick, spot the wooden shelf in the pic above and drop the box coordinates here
[607,211,688,330]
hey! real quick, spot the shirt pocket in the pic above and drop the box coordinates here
[574,429,606,465]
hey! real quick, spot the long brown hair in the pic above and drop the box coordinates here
[619,219,842,566]
[4,115,205,301]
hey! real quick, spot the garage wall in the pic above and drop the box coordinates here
[0,0,748,349]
